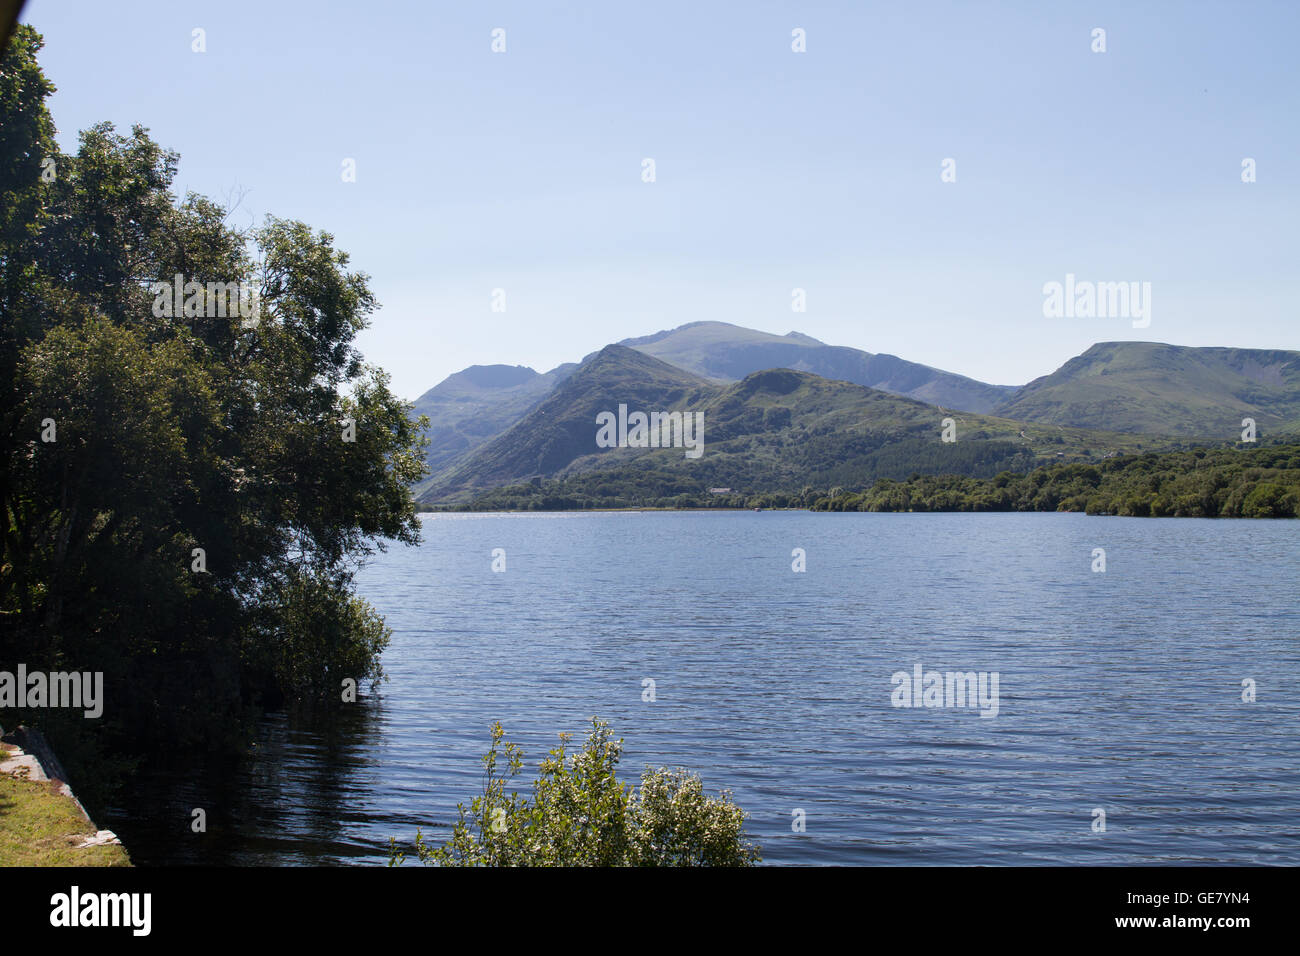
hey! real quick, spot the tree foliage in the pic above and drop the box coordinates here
[389,719,761,867]
[0,26,428,796]
[808,444,1300,517]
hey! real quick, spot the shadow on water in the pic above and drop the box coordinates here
[102,697,387,866]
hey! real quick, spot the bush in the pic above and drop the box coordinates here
[389,719,761,867]
[1242,482,1292,518]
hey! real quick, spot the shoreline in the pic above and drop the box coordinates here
[416,506,1296,518]
[0,725,130,867]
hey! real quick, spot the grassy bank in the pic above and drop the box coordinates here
[0,772,131,867]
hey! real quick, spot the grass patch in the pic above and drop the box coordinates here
[0,772,131,867]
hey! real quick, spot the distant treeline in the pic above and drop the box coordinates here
[433,443,1300,517]
[813,444,1300,517]
[433,437,1104,512]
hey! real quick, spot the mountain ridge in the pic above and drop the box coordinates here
[416,343,1160,505]
[409,324,1300,502]
[618,321,1018,413]
[994,341,1300,435]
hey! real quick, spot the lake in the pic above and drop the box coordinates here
[108,511,1300,865]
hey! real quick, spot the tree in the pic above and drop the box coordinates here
[1242,482,1291,518]
[0,26,429,799]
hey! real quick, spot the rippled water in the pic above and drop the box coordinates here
[109,511,1300,865]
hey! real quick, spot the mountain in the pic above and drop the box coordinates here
[408,321,1014,491]
[408,361,577,496]
[422,346,715,499]
[408,331,1300,505]
[621,321,1018,413]
[418,345,1152,505]
[994,342,1300,437]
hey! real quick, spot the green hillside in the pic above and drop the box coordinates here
[420,346,716,500]
[409,361,576,498]
[995,342,1300,437]
[408,322,1019,496]
[410,333,1300,509]
[420,346,1161,507]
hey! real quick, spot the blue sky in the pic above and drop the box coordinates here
[24,0,1299,400]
